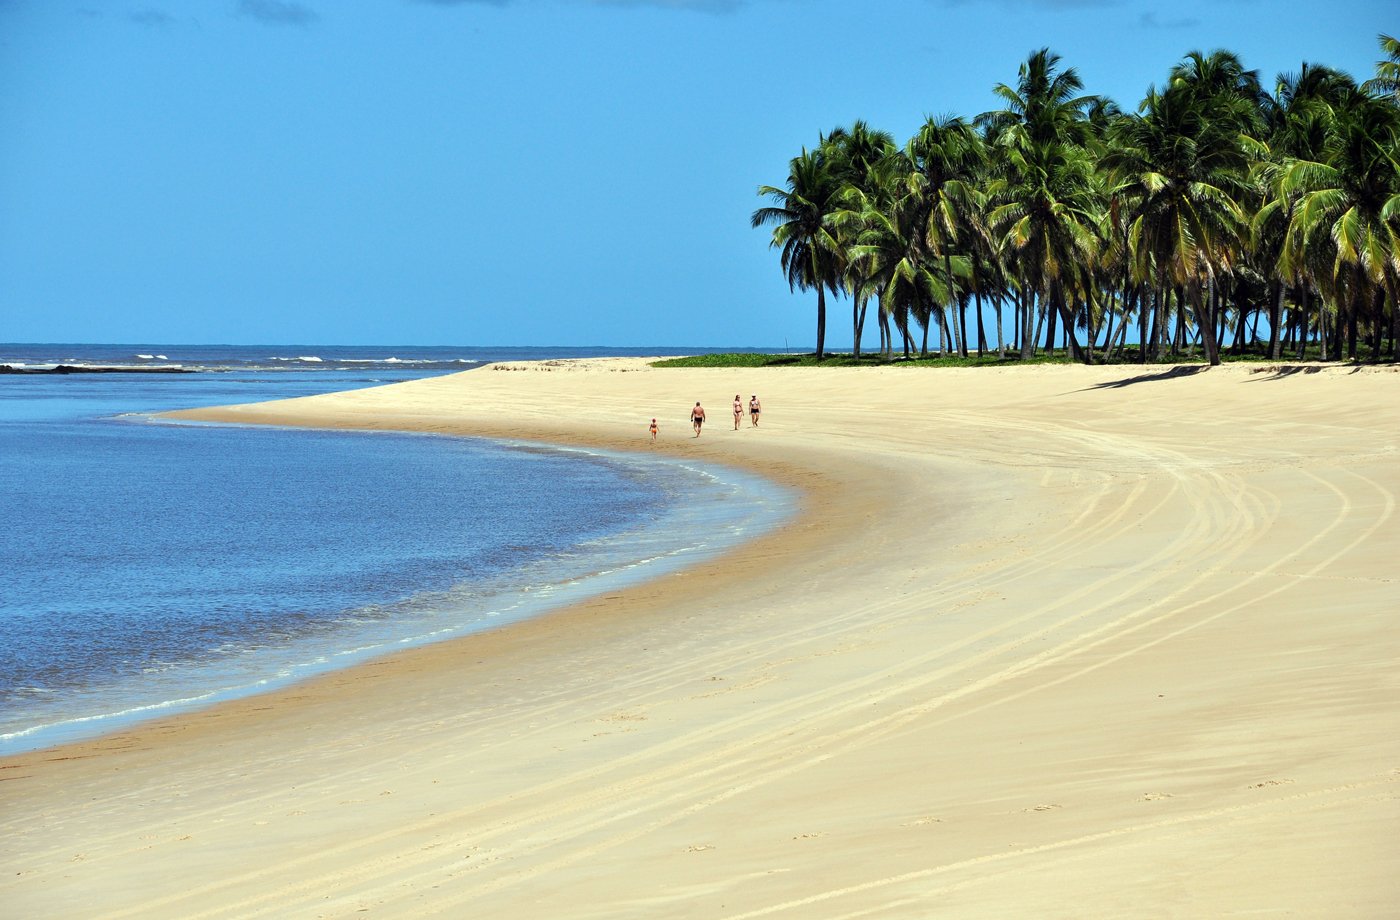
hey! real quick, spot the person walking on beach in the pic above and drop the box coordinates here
[649,418,658,443]
[748,394,761,427]
[691,402,706,437]
[733,394,743,430]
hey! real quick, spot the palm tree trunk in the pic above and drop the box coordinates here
[943,253,964,358]
[1317,289,1329,361]
[1016,289,1025,354]
[1108,287,1129,360]
[1173,292,1186,357]
[1158,287,1171,359]
[1213,281,1227,354]
[1371,287,1384,362]
[974,290,986,358]
[1147,290,1159,360]
[815,280,827,361]
[1112,295,1133,359]
[1298,284,1311,360]
[1194,287,1221,366]
[896,306,913,358]
[852,290,864,359]
[1346,300,1359,360]
[1100,291,1115,354]
[1386,275,1399,361]
[1051,283,1086,363]
[1019,285,1034,360]
[994,294,1005,359]
[1148,287,1163,361]
[1139,287,1151,363]
[1268,283,1284,360]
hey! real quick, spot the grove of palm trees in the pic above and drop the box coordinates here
[753,36,1400,366]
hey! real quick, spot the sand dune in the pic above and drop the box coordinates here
[3,359,1397,918]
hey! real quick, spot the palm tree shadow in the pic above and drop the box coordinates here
[1247,364,1330,380]
[1077,366,1209,391]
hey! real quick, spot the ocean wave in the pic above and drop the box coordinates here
[0,687,225,742]
[134,354,168,360]
[340,358,476,366]
[268,355,324,363]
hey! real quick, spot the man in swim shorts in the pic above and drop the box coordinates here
[691,401,705,437]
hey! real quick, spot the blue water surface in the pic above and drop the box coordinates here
[0,344,791,752]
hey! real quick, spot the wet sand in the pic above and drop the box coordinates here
[3,358,1398,918]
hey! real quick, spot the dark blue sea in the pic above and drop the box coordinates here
[0,344,791,753]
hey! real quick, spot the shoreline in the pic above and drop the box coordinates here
[0,360,879,764]
[0,429,797,756]
[4,358,1398,918]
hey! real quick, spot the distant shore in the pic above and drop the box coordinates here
[3,358,1397,918]
[1,363,194,374]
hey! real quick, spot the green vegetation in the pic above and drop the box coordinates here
[752,37,1400,366]
[652,352,1056,368]
[650,348,1344,369]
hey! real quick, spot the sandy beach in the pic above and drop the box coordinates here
[3,358,1398,918]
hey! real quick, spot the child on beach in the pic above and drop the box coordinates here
[649,418,658,443]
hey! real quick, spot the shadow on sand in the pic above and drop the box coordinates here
[1243,363,1368,381]
[1076,365,1209,391]
[1243,361,1394,378]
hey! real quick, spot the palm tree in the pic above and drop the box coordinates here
[987,130,1100,362]
[1362,33,1400,104]
[1170,50,1265,126]
[1255,64,1357,358]
[980,48,1100,362]
[753,147,845,360]
[754,37,1392,365]
[823,122,897,358]
[981,47,1097,150]
[967,181,1011,359]
[1104,59,1256,366]
[1280,90,1400,360]
[838,154,948,359]
[905,115,987,357]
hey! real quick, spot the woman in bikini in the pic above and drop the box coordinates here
[749,394,761,427]
[733,394,743,430]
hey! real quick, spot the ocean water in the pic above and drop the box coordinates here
[0,344,792,753]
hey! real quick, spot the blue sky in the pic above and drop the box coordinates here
[0,0,1391,347]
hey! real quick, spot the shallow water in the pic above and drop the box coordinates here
[0,344,792,753]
